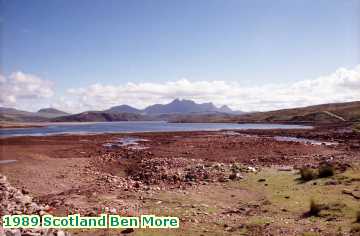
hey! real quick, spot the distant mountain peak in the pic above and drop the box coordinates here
[99,98,236,116]
[105,104,141,113]
[170,98,194,104]
[37,107,68,114]
[171,98,181,103]
[218,105,233,113]
[143,98,231,114]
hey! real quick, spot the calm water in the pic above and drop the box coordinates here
[0,121,311,137]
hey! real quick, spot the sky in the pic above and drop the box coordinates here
[0,0,359,112]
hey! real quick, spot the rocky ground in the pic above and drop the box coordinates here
[0,175,70,236]
[0,125,360,235]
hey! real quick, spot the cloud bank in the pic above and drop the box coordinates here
[1,65,360,113]
[54,64,360,112]
[0,72,54,110]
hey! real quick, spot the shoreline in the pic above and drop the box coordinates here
[0,121,314,138]
[1,126,359,235]
[0,122,47,129]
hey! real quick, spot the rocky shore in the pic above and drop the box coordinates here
[1,126,359,235]
[0,175,70,236]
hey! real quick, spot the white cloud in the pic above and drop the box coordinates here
[53,64,360,113]
[0,72,54,110]
[2,65,360,113]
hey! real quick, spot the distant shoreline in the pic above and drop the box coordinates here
[0,120,352,130]
[0,122,47,129]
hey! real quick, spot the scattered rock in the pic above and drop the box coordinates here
[247,166,257,172]
[229,173,243,180]
[0,175,71,236]
[324,180,338,185]
[277,166,292,171]
[121,228,134,234]
[342,189,360,199]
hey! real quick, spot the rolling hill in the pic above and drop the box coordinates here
[237,101,360,123]
[37,108,69,118]
[105,105,141,114]
[0,107,69,122]
[51,111,147,122]
[51,99,241,122]
[2,100,359,124]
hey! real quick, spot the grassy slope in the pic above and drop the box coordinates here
[2,101,359,124]
[136,166,360,235]
[69,165,360,236]
[237,101,360,123]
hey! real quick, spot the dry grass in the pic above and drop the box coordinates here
[356,211,360,223]
[300,167,317,181]
[308,199,322,217]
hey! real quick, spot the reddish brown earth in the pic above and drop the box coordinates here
[1,126,360,235]
[0,130,352,191]
[1,126,359,200]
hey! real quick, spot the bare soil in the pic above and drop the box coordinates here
[1,126,360,235]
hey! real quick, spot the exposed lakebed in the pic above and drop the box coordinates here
[273,136,338,146]
[103,137,149,150]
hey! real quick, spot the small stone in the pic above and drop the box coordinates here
[21,188,29,194]
[121,228,134,234]
[5,229,21,236]
[342,189,352,194]
[278,167,292,171]
[325,180,337,185]
[229,173,243,180]
[56,230,65,236]
[218,176,228,182]
[39,210,47,216]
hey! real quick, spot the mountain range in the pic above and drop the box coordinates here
[0,107,69,122]
[0,99,242,122]
[1,99,359,124]
[106,99,237,115]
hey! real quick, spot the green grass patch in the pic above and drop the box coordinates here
[247,216,272,226]
[353,123,360,132]
[300,167,318,181]
[236,167,360,227]
[318,164,335,178]
[302,232,320,236]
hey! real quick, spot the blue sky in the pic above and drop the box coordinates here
[1,0,360,112]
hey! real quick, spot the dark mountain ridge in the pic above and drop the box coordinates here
[0,107,69,122]
[4,100,358,124]
[51,111,146,122]
[0,99,238,122]
[36,108,69,118]
[105,105,141,114]
[105,99,239,115]
[143,99,224,114]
